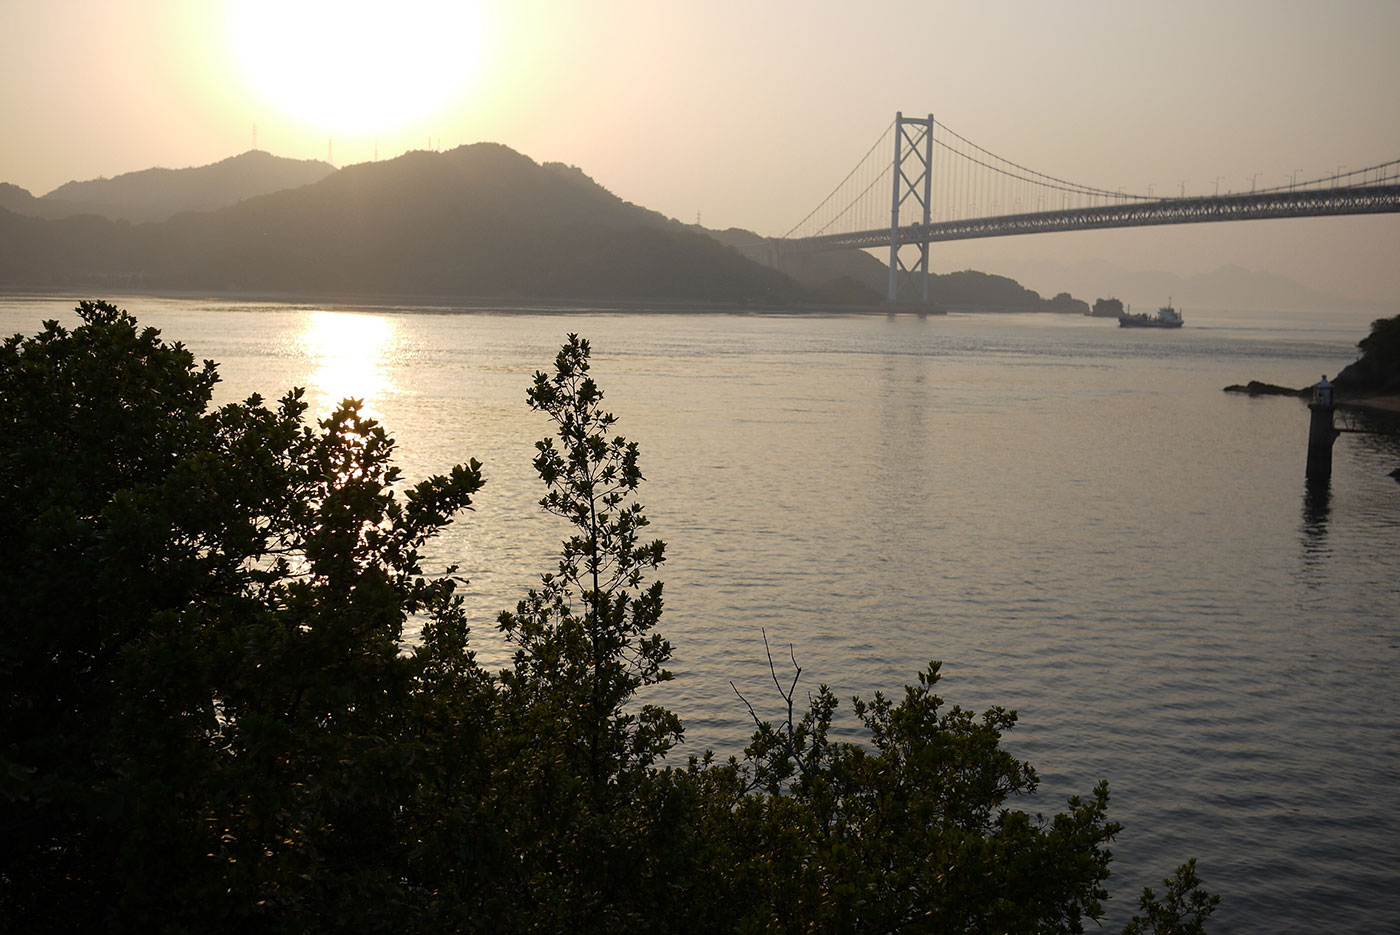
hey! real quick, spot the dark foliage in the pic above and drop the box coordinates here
[0,301,486,932]
[1123,860,1222,935]
[1331,313,1400,392]
[1353,313,1400,389]
[1,304,1217,933]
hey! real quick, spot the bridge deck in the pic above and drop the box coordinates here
[784,184,1400,253]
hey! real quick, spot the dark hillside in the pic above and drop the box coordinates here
[3,143,1085,307]
[704,228,1088,311]
[0,183,102,222]
[0,208,144,286]
[1,145,807,303]
[0,183,41,215]
[933,269,1088,312]
[37,150,335,222]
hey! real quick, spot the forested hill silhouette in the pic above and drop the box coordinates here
[709,227,1088,313]
[4,151,335,223]
[0,143,817,303]
[0,183,51,218]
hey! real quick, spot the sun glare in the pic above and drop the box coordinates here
[228,0,486,135]
[297,311,399,416]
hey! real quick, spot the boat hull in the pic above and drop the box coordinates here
[1118,316,1183,328]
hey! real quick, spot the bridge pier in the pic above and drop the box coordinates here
[887,112,934,304]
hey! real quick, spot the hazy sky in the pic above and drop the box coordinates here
[4,0,1398,302]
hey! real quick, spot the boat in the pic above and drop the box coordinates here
[1119,300,1183,328]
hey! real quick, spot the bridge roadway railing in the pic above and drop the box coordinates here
[782,183,1400,253]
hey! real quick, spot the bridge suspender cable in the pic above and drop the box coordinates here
[782,119,895,239]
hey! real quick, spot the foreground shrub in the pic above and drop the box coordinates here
[0,303,1216,933]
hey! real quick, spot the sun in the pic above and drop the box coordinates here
[228,0,486,135]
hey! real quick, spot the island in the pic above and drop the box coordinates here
[1088,297,1124,318]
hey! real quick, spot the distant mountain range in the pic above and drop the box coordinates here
[1,146,1359,311]
[0,145,816,302]
[0,151,335,223]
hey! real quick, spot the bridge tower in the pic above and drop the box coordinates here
[888,112,934,304]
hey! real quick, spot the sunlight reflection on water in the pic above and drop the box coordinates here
[294,310,400,418]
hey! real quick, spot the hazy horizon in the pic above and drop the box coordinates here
[3,0,1398,303]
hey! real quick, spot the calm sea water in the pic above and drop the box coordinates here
[5,296,1398,933]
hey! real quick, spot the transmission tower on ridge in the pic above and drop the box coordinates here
[888,112,933,304]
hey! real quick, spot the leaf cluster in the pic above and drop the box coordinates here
[699,649,1121,933]
[1,302,488,933]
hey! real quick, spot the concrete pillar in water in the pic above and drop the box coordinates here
[1306,376,1338,481]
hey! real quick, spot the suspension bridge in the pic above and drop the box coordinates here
[777,113,1400,303]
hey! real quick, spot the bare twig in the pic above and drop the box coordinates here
[761,629,802,747]
[730,680,764,730]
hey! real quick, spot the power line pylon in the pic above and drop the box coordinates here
[887,112,933,304]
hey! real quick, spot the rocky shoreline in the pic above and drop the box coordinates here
[1226,313,1400,413]
[1222,380,1309,398]
[1221,380,1400,412]
[1226,314,1399,482]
